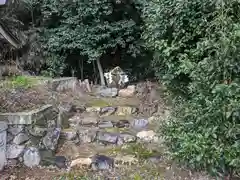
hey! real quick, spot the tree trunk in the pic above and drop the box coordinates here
[96,58,105,86]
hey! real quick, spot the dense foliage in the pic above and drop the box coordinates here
[142,0,240,177]
[39,0,143,78]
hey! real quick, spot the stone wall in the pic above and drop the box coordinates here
[42,77,77,92]
[0,105,60,171]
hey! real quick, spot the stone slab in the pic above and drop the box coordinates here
[0,105,54,125]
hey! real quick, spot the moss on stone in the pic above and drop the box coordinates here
[86,99,110,107]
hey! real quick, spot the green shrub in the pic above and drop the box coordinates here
[10,75,37,88]
[142,0,240,177]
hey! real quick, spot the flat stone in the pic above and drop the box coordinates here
[136,130,157,142]
[55,156,68,169]
[6,144,25,159]
[0,129,7,171]
[28,126,47,137]
[119,133,136,143]
[80,112,99,125]
[13,133,29,145]
[115,106,137,116]
[61,128,77,141]
[86,107,101,113]
[114,120,130,128]
[23,147,41,167]
[91,154,114,170]
[42,128,61,151]
[0,105,54,125]
[8,125,24,135]
[100,107,116,116]
[0,114,32,125]
[98,121,113,128]
[78,127,98,143]
[0,121,8,133]
[131,119,149,129]
[70,157,92,168]
[118,85,136,97]
[96,132,118,144]
[97,88,118,97]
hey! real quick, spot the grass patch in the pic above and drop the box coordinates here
[109,143,161,159]
[86,99,110,107]
[104,127,127,133]
[54,171,88,180]
[0,75,42,89]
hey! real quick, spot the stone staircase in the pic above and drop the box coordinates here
[57,103,160,171]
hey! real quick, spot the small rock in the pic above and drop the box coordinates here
[100,107,116,116]
[80,112,99,125]
[13,133,29,145]
[96,132,118,144]
[97,87,118,97]
[28,126,47,137]
[118,85,136,97]
[42,128,61,151]
[114,120,130,128]
[119,133,136,143]
[78,127,98,143]
[136,130,157,142]
[115,106,137,116]
[70,157,92,167]
[8,125,24,135]
[61,129,77,141]
[23,147,41,167]
[98,121,113,128]
[131,119,148,129]
[86,107,101,113]
[55,156,68,169]
[0,121,8,133]
[6,144,25,159]
[91,155,114,170]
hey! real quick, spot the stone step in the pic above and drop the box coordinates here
[60,125,158,146]
[85,105,138,116]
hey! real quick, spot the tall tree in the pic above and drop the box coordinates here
[40,0,142,84]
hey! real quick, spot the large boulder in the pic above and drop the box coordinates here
[96,87,118,97]
[104,66,129,89]
[118,85,136,97]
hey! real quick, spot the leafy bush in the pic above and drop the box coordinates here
[142,0,240,177]
[41,54,66,77]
